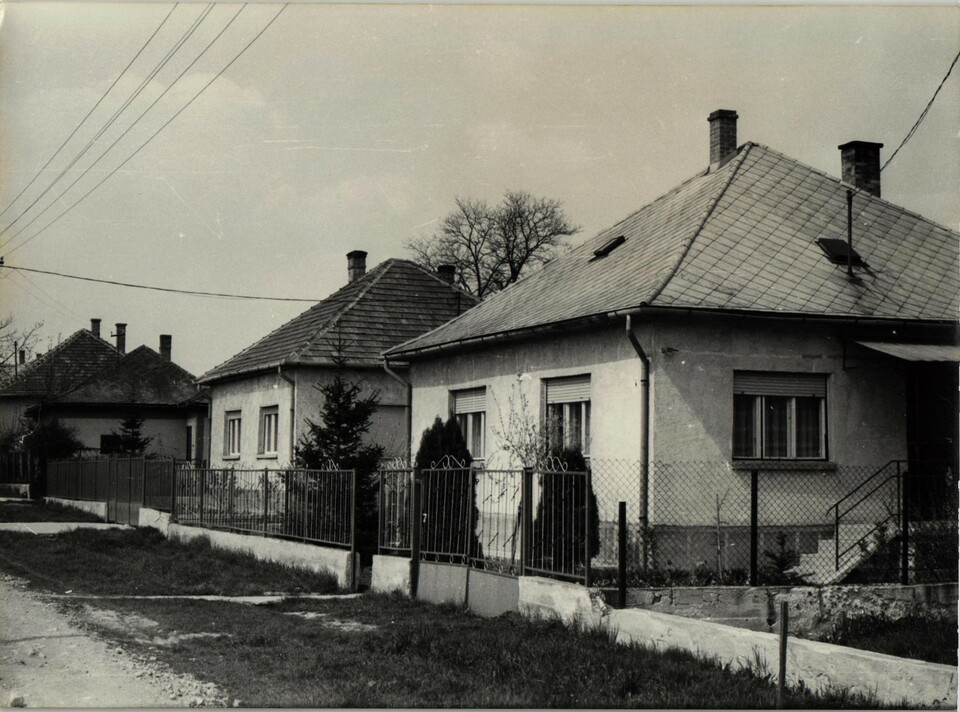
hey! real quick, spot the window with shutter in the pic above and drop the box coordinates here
[544,375,591,455]
[452,387,486,459]
[733,372,827,460]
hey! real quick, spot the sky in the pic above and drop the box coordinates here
[0,3,957,376]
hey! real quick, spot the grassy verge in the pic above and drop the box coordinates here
[818,613,958,666]
[0,527,340,595]
[0,500,105,523]
[67,594,883,708]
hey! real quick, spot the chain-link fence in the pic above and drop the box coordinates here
[379,459,957,589]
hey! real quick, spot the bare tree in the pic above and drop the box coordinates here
[0,314,42,382]
[407,191,579,299]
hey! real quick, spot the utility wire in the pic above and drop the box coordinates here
[882,48,960,172]
[0,5,214,244]
[2,4,286,259]
[1,264,318,302]
[0,4,179,222]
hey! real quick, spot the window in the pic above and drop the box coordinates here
[259,406,279,456]
[733,372,827,459]
[453,387,486,460]
[224,411,242,457]
[545,375,591,455]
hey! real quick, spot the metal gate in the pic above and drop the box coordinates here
[108,459,143,526]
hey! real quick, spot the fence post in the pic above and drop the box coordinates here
[466,467,476,565]
[263,468,270,536]
[618,501,627,608]
[900,468,910,585]
[350,469,358,592]
[171,466,179,522]
[377,468,385,555]
[199,468,206,526]
[410,470,421,598]
[750,469,759,587]
[584,467,593,588]
[521,466,533,576]
[777,600,788,709]
[230,469,236,530]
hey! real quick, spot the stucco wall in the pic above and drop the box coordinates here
[49,406,199,460]
[208,366,408,468]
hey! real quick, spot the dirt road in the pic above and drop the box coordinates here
[0,575,227,708]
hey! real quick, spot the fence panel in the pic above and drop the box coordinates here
[472,468,523,573]
[0,452,33,483]
[525,467,594,585]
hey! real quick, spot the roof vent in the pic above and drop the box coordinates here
[816,238,867,268]
[593,235,626,259]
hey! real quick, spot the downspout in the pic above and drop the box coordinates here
[624,314,651,570]
[277,366,296,464]
[382,358,412,463]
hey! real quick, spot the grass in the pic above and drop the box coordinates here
[0,527,340,596]
[818,613,958,666]
[66,594,885,708]
[0,500,105,523]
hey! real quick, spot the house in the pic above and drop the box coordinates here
[0,320,120,434]
[385,110,959,577]
[33,333,209,461]
[198,252,477,468]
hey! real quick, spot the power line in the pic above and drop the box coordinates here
[2,4,287,259]
[882,48,960,173]
[0,4,179,222]
[0,5,215,245]
[1,264,319,302]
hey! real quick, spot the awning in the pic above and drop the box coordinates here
[856,341,960,362]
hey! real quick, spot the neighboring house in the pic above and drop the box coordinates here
[33,335,209,461]
[386,110,958,575]
[198,252,477,468]
[0,320,119,433]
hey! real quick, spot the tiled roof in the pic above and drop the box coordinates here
[54,346,201,406]
[389,143,959,357]
[0,329,119,398]
[199,259,477,382]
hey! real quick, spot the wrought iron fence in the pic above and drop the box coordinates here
[378,458,958,590]
[172,467,357,549]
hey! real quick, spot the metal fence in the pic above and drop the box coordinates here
[0,452,34,484]
[379,459,958,590]
[172,467,357,549]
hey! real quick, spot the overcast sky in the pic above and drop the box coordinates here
[1,3,957,376]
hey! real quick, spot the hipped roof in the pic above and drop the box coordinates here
[389,143,959,357]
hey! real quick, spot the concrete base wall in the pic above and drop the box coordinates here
[135,509,358,589]
[466,569,519,618]
[416,561,467,606]
[372,555,411,595]
[45,497,107,520]
[0,483,30,498]
[520,575,956,708]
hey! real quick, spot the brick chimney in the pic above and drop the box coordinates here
[838,141,883,198]
[436,264,456,284]
[347,250,367,283]
[159,334,172,362]
[114,323,126,354]
[19,349,25,365]
[90,318,101,339]
[708,109,739,170]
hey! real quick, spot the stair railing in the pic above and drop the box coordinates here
[830,460,903,572]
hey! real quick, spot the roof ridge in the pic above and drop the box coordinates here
[645,143,753,306]
[749,142,960,238]
[403,260,480,304]
[2,329,108,387]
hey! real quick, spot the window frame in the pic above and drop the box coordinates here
[258,405,279,457]
[224,410,242,458]
[732,374,828,461]
[544,375,592,457]
[451,387,486,461]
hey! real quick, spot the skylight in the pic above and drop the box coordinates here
[816,238,867,268]
[593,235,626,259]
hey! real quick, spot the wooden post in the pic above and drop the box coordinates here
[750,469,759,587]
[618,501,627,608]
[777,600,788,709]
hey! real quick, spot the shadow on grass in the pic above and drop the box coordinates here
[0,526,340,596]
[0,500,104,523]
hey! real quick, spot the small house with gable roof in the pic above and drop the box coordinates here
[386,110,958,581]
[199,252,477,468]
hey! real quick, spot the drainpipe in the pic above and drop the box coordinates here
[278,366,297,463]
[382,358,412,463]
[624,314,651,570]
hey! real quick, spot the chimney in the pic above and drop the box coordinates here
[708,109,739,169]
[838,141,883,198]
[19,349,25,365]
[90,318,101,339]
[115,323,126,354]
[347,250,367,283]
[436,264,456,284]
[159,334,172,362]
[35,352,43,361]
